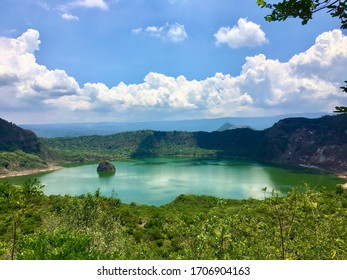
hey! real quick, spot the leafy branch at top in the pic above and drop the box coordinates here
[257,0,347,29]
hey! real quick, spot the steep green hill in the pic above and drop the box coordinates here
[0,118,42,153]
[42,128,263,162]
[0,118,47,175]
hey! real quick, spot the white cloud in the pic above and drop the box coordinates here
[15,29,41,53]
[135,23,188,43]
[1,29,347,123]
[145,26,165,38]
[62,13,79,21]
[67,0,109,10]
[214,18,268,48]
[167,23,188,42]
[0,29,80,104]
[43,95,92,110]
[37,2,50,10]
[57,0,108,20]
[131,28,143,34]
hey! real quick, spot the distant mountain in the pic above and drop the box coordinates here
[217,122,253,132]
[0,118,42,154]
[20,112,327,138]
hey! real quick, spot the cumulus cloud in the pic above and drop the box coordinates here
[0,29,347,123]
[167,23,188,42]
[0,29,80,106]
[214,18,268,48]
[134,23,188,43]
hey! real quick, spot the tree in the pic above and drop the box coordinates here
[257,0,347,114]
[257,0,347,28]
[0,179,44,259]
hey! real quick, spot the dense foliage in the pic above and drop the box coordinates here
[257,0,347,29]
[0,151,48,175]
[1,179,346,260]
[42,129,261,162]
[0,118,42,154]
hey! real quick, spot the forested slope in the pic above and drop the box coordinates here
[43,115,347,174]
[0,118,48,175]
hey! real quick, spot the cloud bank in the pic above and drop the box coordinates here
[1,29,346,123]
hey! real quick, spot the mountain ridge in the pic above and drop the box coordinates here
[1,114,346,176]
[42,115,347,175]
[20,113,327,138]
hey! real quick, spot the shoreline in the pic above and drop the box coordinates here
[337,174,347,190]
[0,165,63,179]
[0,160,346,189]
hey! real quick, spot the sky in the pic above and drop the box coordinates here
[0,0,347,124]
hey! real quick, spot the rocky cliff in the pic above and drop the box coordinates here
[256,115,347,174]
[0,118,42,154]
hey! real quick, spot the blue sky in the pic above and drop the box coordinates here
[0,0,346,124]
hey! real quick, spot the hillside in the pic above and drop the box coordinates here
[256,115,347,174]
[1,115,346,176]
[43,115,347,175]
[217,122,253,131]
[0,118,42,153]
[1,185,347,260]
[42,128,264,162]
[0,118,47,175]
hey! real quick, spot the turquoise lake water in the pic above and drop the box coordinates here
[2,158,344,206]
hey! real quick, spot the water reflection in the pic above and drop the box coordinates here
[5,158,342,206]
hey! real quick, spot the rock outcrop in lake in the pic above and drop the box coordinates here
[97,160,116,174]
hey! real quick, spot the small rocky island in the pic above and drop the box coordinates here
[97,160,116,175]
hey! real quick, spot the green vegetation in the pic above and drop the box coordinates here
[0,118,42,154]
[1,179,346,260]
[1,117,347,260]
[0,151,48,175]
[0,118,48,176]
[257,0,347,28]
[41,129,261,162]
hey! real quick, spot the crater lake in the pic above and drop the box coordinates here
[1,157,344,206]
